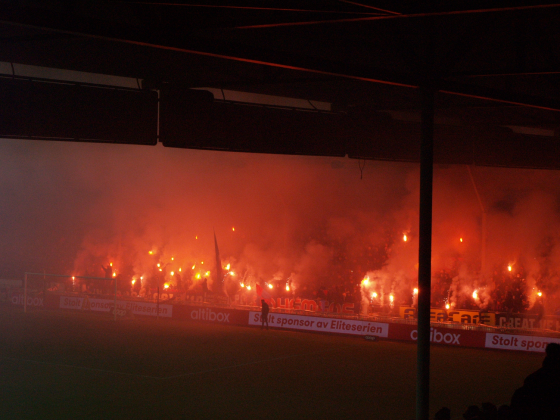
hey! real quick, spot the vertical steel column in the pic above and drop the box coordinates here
[416,85,435,420]
[24,272,28,313]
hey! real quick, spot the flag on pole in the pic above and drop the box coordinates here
[214,231,224,294]
[256,284,272,304]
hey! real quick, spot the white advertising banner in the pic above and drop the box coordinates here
[485,332,560,352]
[248,311,388,337]
[59,296,172,318]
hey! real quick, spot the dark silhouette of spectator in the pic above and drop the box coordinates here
[202,278,208,301]
[100,264,113,294]
[434,406,450,420]
[480,402,497,420]
[353,287,361,315]
[261,299,269,330]
[101,264,112,279]
[463,405,481,419]
[496,405,511,420]
[510,342,560,419]
[533,298,545,328]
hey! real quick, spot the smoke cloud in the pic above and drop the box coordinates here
[2,138,560,312]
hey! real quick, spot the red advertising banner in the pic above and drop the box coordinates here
[484,332,560,353]
[9,291,59,310]
[495,313,560,331]
[11,291,560,354]
[387,323,487,348]
[172,304,249,326]
[267,298,356,315]
[248,311,389,337]
[58,295,173,318]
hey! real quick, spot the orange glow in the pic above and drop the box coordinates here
[195,236,198,240]
[196,273,201,279]
[157,263,160,267]
[192,264,195,270]
[413,288,418,295]
[460,237,463,242]
[389,294,394,303]
[226,263,231,270]
[362,276,369,286]
[131,279,136,285]
[508,265,512,272]
[268,284,273,289]
[171,257,174,261]
[164,283,169,289]
[403,234,408,242]
[240,282,245,288]
[140,276,143,280]
[149,251,153,255]
[286,285,290,291]
[205,271,210,276]
[159,268,162,272]
[445,303,450,310]
[472,290,478,299]
[170,271,175,276]
[232,227,235,231]
[372,292,378,298]
[112,272,116,277]
[247,285,252,291]
[538,291,543,297]
[201,261,204,265]
[109,262,113,266]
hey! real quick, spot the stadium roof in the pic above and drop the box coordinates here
[1,1,560,168]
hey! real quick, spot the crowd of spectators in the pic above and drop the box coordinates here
[435,342,560,420]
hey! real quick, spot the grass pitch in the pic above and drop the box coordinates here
[0,306,542,420]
